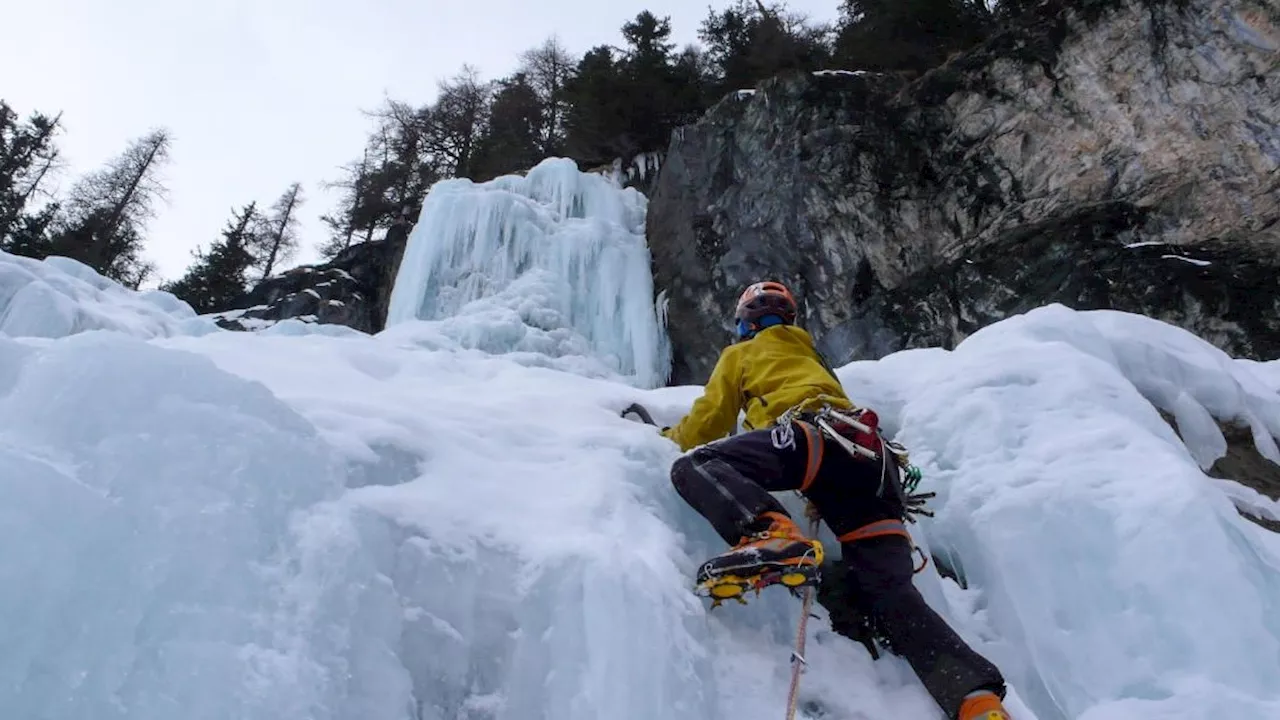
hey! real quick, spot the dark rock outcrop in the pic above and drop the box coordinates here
[1154,409,1280,531]
[216,227,408,334]
[647,0,1280,384]
[1208,419,1280,531]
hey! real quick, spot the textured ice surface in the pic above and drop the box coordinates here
[144,328,905,720]
[4,251,1279,720]
[0,332,393,720]
[385,158,670,388]
[831,305,1280,720]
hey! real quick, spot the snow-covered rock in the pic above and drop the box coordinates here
[215,232,407,335]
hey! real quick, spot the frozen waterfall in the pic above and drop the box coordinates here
[385,158,671,388]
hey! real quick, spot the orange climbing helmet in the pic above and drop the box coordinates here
[734,281,797,338]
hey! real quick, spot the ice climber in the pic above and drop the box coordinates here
[660,280,1012,720]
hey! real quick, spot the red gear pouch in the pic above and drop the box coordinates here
[831,408,884,458]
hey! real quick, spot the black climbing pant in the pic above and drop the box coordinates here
[670,424,1006,720]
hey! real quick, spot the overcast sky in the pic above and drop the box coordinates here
[3,0,841,283]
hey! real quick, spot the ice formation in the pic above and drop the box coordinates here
[0,251,218,338]
[600,152,663,187]
[828,306,1280,720]
[3,242,1280,720]
[385,158,670,388]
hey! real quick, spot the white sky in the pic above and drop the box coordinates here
[2,0,841,283]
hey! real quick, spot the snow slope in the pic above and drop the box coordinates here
[3,160,1280,720]
[1,248,936,720]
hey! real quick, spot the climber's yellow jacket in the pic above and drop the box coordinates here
[661,324,855,452]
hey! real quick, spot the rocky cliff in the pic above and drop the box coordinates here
[215,227,407,334]
[647,0,1280,384]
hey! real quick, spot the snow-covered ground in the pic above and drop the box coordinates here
[2,160,1279,720]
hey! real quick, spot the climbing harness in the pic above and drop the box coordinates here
[789,404,937,524]
[782,404,936,580]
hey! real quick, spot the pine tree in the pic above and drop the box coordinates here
[373,100,438,217]
[0,100,63,257]
[252,182,303,280]
[162,203,259,313]
[834,0,992,74]
[668,45,714,134]
[48,129,171,288]
[563,11,714,165]
[320,95,455,257]
[318,150,373,259]
[470,73,545,181]
[617,11,708,155]
[518,37,576,155]
[699,1,832,95]
[2,203,59,259]
[425,66,491,178]
[562,46,628,166]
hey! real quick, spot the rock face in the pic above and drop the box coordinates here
[1208,420,1280,531]
[647,0,1280,384]
[216,228,407,334]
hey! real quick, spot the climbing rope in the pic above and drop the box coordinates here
[784,515,821,720]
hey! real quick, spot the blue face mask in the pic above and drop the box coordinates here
[736,315,785,340]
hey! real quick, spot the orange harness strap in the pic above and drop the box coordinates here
[796,421,824,492]
[837,519,929,573]
[836,518,910,544]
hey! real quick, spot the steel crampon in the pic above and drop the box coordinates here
[694,517,823,720]
[696,565,819,608]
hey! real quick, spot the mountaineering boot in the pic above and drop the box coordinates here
[957,691,1012,720]
[695,511,823,604]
